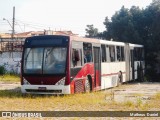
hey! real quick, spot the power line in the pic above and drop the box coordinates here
[16,19,52,29]
[1,18,83,34]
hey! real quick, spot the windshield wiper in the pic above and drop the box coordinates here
[44,48,53,59]
[24,48,32,60]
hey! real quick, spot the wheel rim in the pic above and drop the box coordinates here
[85,77,90,92]
[118,71,122,85]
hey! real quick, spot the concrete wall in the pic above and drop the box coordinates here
[0,52,22,74]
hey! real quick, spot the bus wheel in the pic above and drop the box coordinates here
[118,71,122,86]
[85,76,91,92]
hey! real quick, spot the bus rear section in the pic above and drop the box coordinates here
[21,35,71,94]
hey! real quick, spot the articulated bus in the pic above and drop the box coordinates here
[21,35,145,94]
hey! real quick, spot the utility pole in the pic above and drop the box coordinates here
[12,6,15,40]
[3,6,15,40]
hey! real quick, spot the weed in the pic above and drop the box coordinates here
[0,90,22,98]
[124,100,134,107]
[0,74,20,82]
[155,92,160,99]
[136,97,143,107]
[0,65,6,75]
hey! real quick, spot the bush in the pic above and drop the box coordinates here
[8,71,19,76]
[0,65,6,75]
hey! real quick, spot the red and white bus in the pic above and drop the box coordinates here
[21,35,145,94]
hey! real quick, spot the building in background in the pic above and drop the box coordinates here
[0,30,78,74]
[0,30,78,38]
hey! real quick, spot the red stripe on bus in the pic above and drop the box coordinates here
[102,72,126,77]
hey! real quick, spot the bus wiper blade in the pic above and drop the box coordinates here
[45,48,53,59]
[25,48,32,60]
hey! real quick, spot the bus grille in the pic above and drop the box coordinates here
[25,89,62,93]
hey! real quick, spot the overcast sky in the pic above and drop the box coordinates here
[0,0,152,36]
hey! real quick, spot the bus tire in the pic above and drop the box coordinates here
[85,76,91,92]
[118,71,122,86]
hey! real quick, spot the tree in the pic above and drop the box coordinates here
[102,1,160,81]
[85,24,99,38]
[103,6,144,43]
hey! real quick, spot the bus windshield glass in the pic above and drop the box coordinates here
[24,47,67,74]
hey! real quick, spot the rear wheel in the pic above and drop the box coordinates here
[118,71,122,86]
[85,77,91,92]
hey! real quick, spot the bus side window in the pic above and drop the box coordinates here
[83,43,92,63]
[121,47,125,61]
[134,48,139,61]
[109,46,115,62]
[116,46,125,61]
[116,46,121,61]
[72,48,82,67]
[101,44,106,62]
[134,48,137,61]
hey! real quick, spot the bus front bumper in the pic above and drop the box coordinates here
[21,85,70,94]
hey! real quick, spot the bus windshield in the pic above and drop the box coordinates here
[24,47,67,74]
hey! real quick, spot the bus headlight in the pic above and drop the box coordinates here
[55,77,65,85]
[23,78,31,85]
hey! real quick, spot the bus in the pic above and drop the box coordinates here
[21,35,145,94]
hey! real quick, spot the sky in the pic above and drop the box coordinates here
[0,0,152,36]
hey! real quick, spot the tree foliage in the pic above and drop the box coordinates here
[102,1,160,50]
[102,1,160,81]
[86,0,160,81]
[85,24,99,38]
[103,6,145,44]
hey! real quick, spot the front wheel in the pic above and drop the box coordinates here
[85,77,91,92]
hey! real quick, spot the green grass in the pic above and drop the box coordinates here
[0,74,20,82]
[0,89,22,98]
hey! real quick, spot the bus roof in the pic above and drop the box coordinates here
[70,36,142,47]
[24,35,144,47]
[100,39,125,46]
[70,36,100,43]
[129,43,144,47]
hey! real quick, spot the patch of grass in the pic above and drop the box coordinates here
[0,83,159,111]
[136,97,143,107]
[155,92,160,99]
[140,103,150,110]
[147,92,160,110]
[0,90,22,98]
[117,99,151,111]
[0,91,113,111]
[124,100,134,107]
[0,74,20,82]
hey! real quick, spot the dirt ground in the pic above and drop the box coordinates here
[0,81,160,95]
[106,82,160,103]
[0,81,160,104]
[0,81,20,91]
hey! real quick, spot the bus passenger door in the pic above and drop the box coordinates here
[93,47,101,88]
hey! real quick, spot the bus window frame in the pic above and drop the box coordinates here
[83,42,93,64]
[101,44,107,62]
